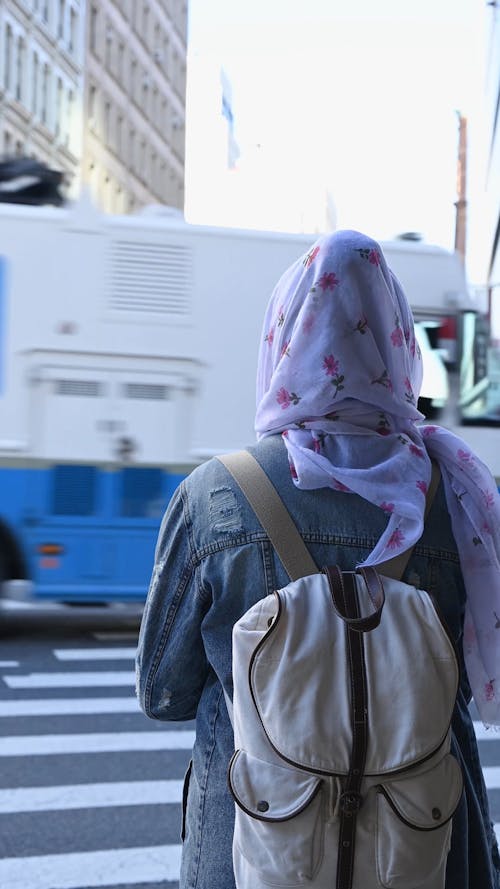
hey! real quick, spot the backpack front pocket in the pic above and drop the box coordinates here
[229,749,324,886]
[376,753,463,889]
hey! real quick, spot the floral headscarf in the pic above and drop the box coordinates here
[256,230,500,726]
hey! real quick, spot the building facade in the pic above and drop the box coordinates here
[82,0,187,214]
[0,0,85,194]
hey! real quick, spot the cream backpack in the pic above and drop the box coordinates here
[218,451,463,889]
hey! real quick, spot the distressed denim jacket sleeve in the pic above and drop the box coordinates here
[135,481,210,722]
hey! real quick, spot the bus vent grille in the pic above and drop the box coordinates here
[52,465,97,516]
[124,383,170,400]
[55,380,102,397]
[107,240,192,315]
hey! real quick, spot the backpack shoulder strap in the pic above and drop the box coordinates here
[217,450,441,583]
[217,450,318,581]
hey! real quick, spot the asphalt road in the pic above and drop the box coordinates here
[0,601,193,889]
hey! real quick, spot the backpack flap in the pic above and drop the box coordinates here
[375,754,463,889]
[247,571,459,775]
[228,749,322,822]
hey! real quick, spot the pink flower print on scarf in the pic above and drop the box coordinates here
[303,245,320,268]
[323,354,345,398]
[485,680,495,703]
[280,340,290,359]
[388,528,405,549]
[356,247,381,266]
[404,377,416,405]
[457,448,475,467]
[380,501,395,515]
[276,387,301,410]
[302,314,315,334]
[317,271,340,292]
[483,490,495,510]
[377,413,391,436]
[264,326,274,346]
[331,478,350,492]
[390,315,404,347]
[409,444,424,458]
[416,480,428,494]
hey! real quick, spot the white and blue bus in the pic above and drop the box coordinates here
[0,202,476,604]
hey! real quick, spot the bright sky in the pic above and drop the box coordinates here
[185,0,491,281]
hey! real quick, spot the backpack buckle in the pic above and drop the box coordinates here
[339,791,363,815]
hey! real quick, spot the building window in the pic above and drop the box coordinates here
[104,100,111,145]
[15,36,24,103]
[58,0,66,40]
[88,83,96,121]
[129,128,136,169]
[41,63,50,125]
[67,89,74,147]
[15,139,23,157]
[142,74,149,116]
[143,4,150,46]
[117,115,123,155]
[32,52,39,115]
[3,131,12,156]
[90,6,98,54]
[4,25,12,92]
[42,1,49,24]
[56,77,63,137]
[69,7,77,53]
[105,24,113,70]
[130,58,137,99]
[118,42,125,82]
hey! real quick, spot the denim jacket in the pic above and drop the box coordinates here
[136,434,500,889]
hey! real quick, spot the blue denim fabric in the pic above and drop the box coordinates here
[136,434,500,889]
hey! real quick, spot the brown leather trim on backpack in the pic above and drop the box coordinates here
[327,569,369,889]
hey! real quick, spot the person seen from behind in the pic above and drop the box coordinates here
[136,230,500,888]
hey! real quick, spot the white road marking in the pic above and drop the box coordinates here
[53,648,136,661]
[482,767,500,789]
[474,722,500,741]
[0,730,195,756]
[3,671,135,688]
[0,660,19,667]
[0,844,181,888]
[0,780,182,813]
[0,697,140,717]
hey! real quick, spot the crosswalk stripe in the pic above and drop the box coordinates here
[0,661,19,668]
[0,780,183,813]
[0,730,195,756]
[474,722,500,741]
[53,648,136,661]
[0,697,141,716]
[482,767,500,789]
[0,844,182,888]
[3,671,135,688]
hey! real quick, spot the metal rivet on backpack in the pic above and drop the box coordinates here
[257,800,269,813]
[432,807,442,821]
[342,840,350,848]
